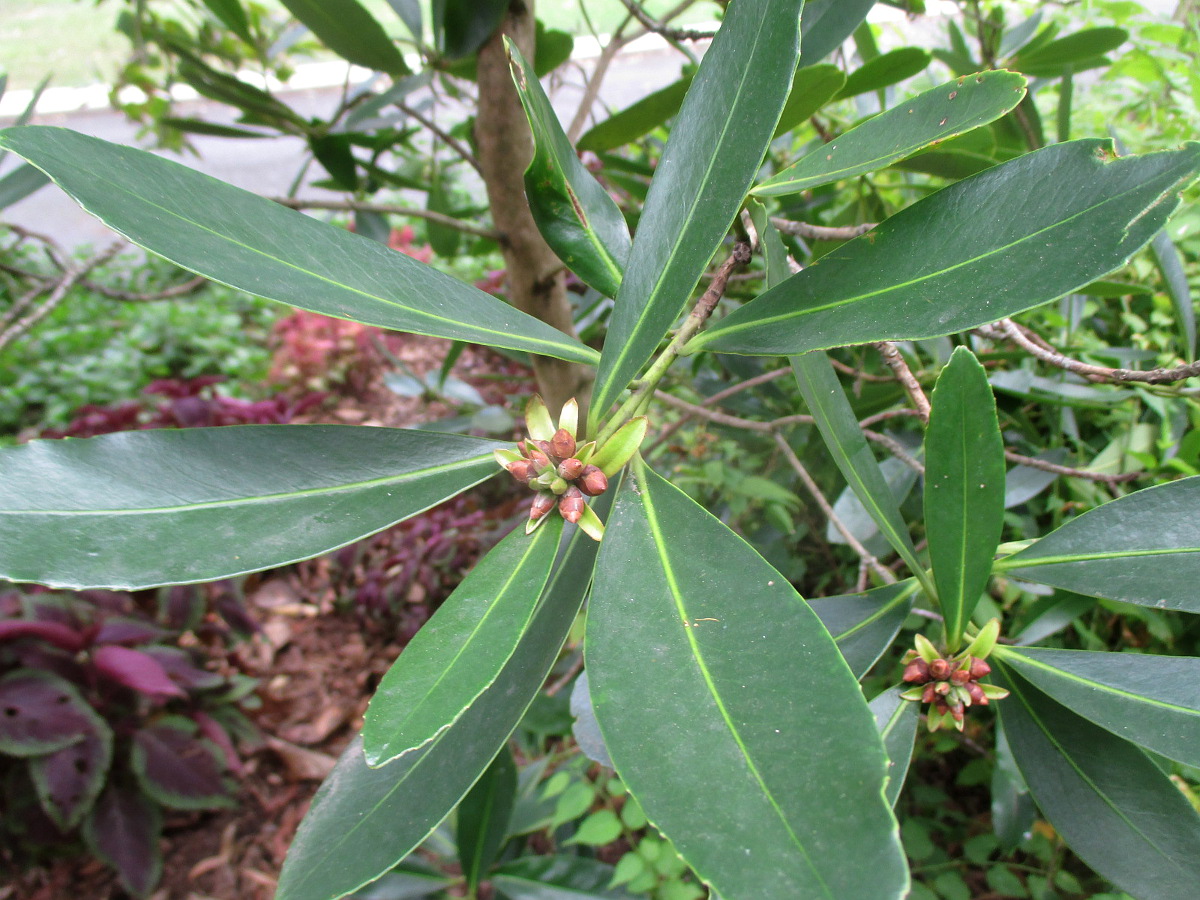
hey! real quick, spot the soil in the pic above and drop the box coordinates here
[3,335,535,900]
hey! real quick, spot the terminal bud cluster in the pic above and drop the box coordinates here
[899,620,1009,732]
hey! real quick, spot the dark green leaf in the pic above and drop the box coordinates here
[576,74,693,154]
[279,0,410,75]
[310,133,360,191]
[0,425,502,590]
[996,647,1200,767]
[508,42,631,298]
[161,117,273,139]
[997,665,1200,900]
[773,64,846,138]
[0,161,48,210]
[348,867,451,899]
[0,127,599,366]
[492,855,639,899]
[1150,229,1195,358]
[589,0,803,430]
[694,140,1200,356]
[587,460,908,899]
[924,348,1005,650]
[436,0,507,59]
[869,687,919,807]
[276,493,611,900]
[799,0,876,66]
[535,23,575,78]
[425,163,462,257]
[457,745,517,891]
[809,580,918,678]
[757,71,1027,197]
[833,48,932,100]
[999,475,1200,612]
[172,55,305,127]
[364,518,562,765]
[198,0,253,43]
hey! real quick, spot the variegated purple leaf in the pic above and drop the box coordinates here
[0,670,95,756]
[30,716,113,830]
[91,645,186,700]
[83,783,162,898]
[131,717,235,810]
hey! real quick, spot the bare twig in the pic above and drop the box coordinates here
[1004,448,1140,485]
[863,428,925,474]
[616,0,715,41]
[268,197,499,240]
[771,217,876,242]
[544,653,585,697]
[79,274,208,303]
[396,101,483,173]
[875,341,931,421]
[774,432,897,584]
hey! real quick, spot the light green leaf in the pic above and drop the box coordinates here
[798,0,876,66]
[1012,26,1128,78]
[364,518,562,765]
[808,580,918,679]
[198,0,254,43]
[0,426,502,590]
[0,127,599,367]
[996,647,1200,768]
[998,475,1200,612]
[832,48,931,100]
[587,459,908,899]
[588,0,803,431]
[276,495,610,900]
[869,687,919,808]
[508,42,630,298]
[924,348,1005,651]
[457,745,517,892]
[997,665,1200,900]
[773,64,846,138]
[279,0,410,75]
[693,140,1200,357]
[756,71,1027,197]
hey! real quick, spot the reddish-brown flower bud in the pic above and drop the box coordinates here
[558,458,585,481]
[934,681,952,696]
[579,465,609,496]
[528,448,552,470]
[558,486,585,524]
[529,492,556,521]
[550,428,576,460]
[950,667,971,685]
[507,459,535,484]
[949,702,965,722]
[534,439,555,459]
[929,658,952,680]
[969,657,991,680]
[965,682,988,705]
[922,683,937,704]
[903,659,931,684]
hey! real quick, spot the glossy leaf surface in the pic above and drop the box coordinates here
[508,43,630,298]
[587,460,908,899]
[364,518,562,765]
[998,666,1200,900]
[997,647,1200,767]
[870,687,918,808]
[695,140,1200,356]
[280,0,409,75]
[1000,475,1200,611]
[808,581,917,679]
[589,0,803,429]
[276,496,610,900]
[924,348,1005,649]
[757,71,1026,196]
[832,48,931,100]
[0,425,502,590]
[0,127,599,366]
[798,0,876,65]
[457,746,517,892]
[773,64,846,138]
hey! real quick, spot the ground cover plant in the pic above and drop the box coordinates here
[3,1,1200,898]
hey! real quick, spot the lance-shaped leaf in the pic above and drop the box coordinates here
[924,348,1005,651]
[507,43,630,298]
[279,0,410,76]
[0,162,48,210]
[0,425,503,590]
[833,48,931,100]
[364,518,563,765]
[773,64,846,138]
[798,0,876,66]
[30,715,113,831]
[756,71,1027,197]
[576,74,693,154]
[276,492,611,900]
[457,745,517,893]
[1150,229,1195,358]
[587,459,908,900]
[492,856,638,899]
[0,127,598,367]
[998,475,1200,611]
[808,580,917,679]
[997,665,1200,900]
[869,687,919,808]
[693,140,1200,357]
[995,646,1200,768]
[84,784,163,898]
[588,0,803,431]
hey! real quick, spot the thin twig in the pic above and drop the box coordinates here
[396,101,483,173]
[875,341,931,421]
[268,197,499,240]
[771,217,876,242]
[79,274,208,303]
[544,653,585,697]
[773,432,897,584]
[1004,448,1140,485]
[616,0,715,40]
[863,429,925,474]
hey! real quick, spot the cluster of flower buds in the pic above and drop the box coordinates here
[899,619,1009,732]
[494,396,647,542]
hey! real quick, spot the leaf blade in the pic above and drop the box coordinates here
[0,126,599,366]
[279,0,410,75]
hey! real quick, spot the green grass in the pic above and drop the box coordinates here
[0,0,720,92]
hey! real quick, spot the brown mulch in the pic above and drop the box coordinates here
[4,335,534,900]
